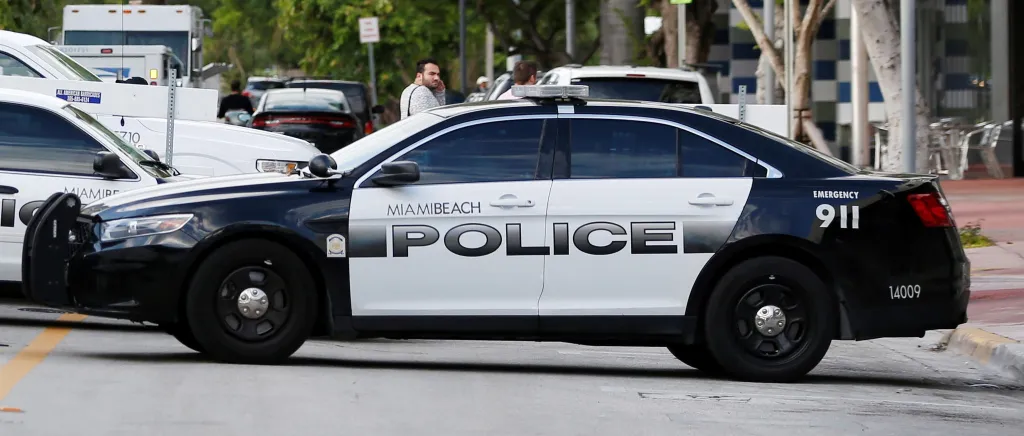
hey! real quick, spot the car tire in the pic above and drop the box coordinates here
[666,343,724,376]
[164,322,204,353]
[703,256,836,383]
[184,239,318,365]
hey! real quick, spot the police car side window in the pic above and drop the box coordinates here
[0,52,43,78]
[382,119,547,185]
[0,102,107,176]
[568,119,678,179]
[678,129,767,178]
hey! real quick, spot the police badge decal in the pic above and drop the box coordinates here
[326,234,347,258]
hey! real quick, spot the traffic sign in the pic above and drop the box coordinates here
[359,17,380,44]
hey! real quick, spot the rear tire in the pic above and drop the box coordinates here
[185,239,318,364]
[666,343,724,376]
[703,256,836,383]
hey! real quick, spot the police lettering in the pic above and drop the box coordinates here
[387,201,481,216]
[0,199,45,228]
[813,190,859,199]
[387,221,677,258]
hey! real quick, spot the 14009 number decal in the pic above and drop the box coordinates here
[889,284,921,299]
[816,204,859,229]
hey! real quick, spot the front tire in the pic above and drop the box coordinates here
[666,343,724,376]
[703,256,836,383]
[164,322,204,353]
[185,239,318,364]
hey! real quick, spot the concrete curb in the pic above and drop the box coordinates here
[943,327,1024,382]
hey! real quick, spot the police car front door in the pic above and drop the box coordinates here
[0,102,150,282]
[539,116,758,317]
[348,117,557,321]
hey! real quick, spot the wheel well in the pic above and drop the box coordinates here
[686,236,851,342]
[176,230,332,337]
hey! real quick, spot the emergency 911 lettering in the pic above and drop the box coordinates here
[349,221,678,258]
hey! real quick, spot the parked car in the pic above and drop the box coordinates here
[284,78,385,135]
[249,88,364,154]
[537,64,715,104]
[242,76,287,108]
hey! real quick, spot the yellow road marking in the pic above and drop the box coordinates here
[0,313,87,402]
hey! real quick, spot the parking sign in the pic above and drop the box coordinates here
[359,17,380,44]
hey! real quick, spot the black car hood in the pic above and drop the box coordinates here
[81,172,327,220]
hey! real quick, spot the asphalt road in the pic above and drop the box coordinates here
[1,299,1022,436]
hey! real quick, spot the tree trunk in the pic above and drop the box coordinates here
[756,7,785,104]
[851,0,932,172]
[601,0,644,65]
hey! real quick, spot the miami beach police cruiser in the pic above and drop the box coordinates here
[19,85,970,383]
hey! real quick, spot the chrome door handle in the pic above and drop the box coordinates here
[688,195,734,206]
[490,196,535,208]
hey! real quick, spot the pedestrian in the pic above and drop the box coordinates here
[217,79,254,121]
[400,58,446,119]
[496,60,539,100]
[475,76,489,93]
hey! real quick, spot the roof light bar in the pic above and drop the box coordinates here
[511,85,589,99]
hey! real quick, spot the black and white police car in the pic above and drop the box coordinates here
[20,85,970,383]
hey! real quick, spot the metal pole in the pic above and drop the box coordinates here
[459,0,467,96]
[901,0,916,173]
[784,0,793,138]
[677,3,686,67]
[165,68,176,166]
[566,0,576,60]
[763,0,774,105]
[368,42,377,128]
[851,1,868,167]
[486,25,494,85]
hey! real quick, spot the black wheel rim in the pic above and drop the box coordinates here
[732,278,810,360]
[215,264,291,342]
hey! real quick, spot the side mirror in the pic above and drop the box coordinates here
[142,149,160,161]
[371,105,385,114]
[93,151,132,179]
[371,161,420,186]
[308,153,341,178]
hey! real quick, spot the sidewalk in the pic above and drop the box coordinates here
[939,178,1024,382]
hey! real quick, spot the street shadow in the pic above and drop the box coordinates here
[0,316,160,332]
[71,350,1017,392]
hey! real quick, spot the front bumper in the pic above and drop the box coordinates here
[22,193,198,324]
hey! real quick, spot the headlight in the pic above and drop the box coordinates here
[100,214,193,242]
[257,159,307,173]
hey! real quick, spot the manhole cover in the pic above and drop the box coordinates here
[18,308,70,314]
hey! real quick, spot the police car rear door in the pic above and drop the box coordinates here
[539,112,761,319]
[347,115,558,326]
[0,100,154,282]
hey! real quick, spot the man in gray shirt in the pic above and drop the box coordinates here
[400,58,447,119]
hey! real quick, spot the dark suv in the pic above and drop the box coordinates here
[283,78,385,134]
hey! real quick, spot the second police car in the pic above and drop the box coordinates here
[20,85,970,383]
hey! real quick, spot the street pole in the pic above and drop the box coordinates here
[677,3,686,67]
[368,42,377,108]
[459,0,467,96]
[851,1,868,167]
[901,0,916,173]
[566,0,576,60]
[486,25,494,84]
[784,0,793,138]
[763,0,774,105]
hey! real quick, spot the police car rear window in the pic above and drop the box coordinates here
[572,77,702,103]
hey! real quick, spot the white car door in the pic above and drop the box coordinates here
[539,114,766,317]
[0,101,155,282]
[347,115,558,324]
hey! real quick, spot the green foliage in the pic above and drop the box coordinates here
[960,221,995,249]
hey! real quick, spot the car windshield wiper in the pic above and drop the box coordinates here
[138,160,180,175]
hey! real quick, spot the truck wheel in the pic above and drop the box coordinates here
[184,239,317,364]
[666,343,724,376]
[703,256,836,383]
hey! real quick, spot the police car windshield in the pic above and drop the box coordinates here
[329,112,444,171]
[25,45,103,82]
[62,105,174,178]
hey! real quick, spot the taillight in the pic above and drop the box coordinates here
[907,192,952,227]
[251,115,268,127]
[242,91,252,97]
[253,115,354,128]
[364,121,373,134]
